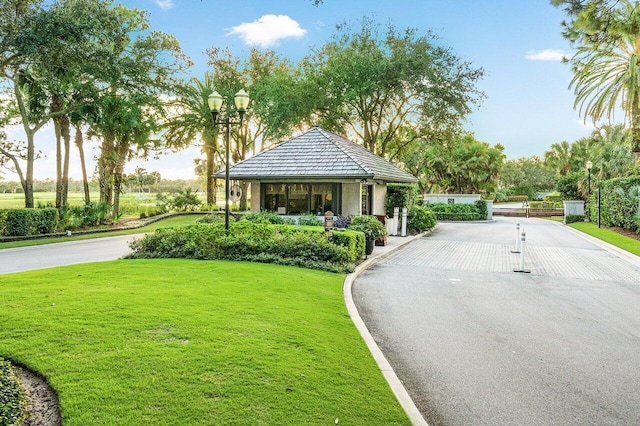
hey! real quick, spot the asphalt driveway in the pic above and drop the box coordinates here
[0,234,141,275]
[354,217,640,425]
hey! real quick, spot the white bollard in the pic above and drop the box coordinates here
[511,222,521,253]
[401,207,407,237]
[514,229,531,273]
[393,207,399,236]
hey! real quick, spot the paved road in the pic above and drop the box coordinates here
[0,235,142,275]
[354,217,640,426]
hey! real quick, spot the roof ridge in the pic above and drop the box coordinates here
[315,128,371,175]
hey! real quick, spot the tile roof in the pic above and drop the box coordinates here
[220,127,418,183]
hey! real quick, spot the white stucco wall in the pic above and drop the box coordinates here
[249,181,260,212]
[342,183,361,216]
[563,200,585,217]
[372,183,387,216]
[424,194,480,204]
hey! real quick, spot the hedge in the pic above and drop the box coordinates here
[1,208,59,236]
[127,222,365,273]
[428,203,482,221]
[385,184,418,217]
[590,175,640,231]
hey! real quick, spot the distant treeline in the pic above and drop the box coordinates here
[0,179,202,195]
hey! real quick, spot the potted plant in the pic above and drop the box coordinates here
[349,215,387,255]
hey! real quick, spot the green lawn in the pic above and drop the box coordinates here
[0,260,409,425]
[569,222,640,256]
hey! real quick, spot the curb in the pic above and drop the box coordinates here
[343,232,431,426]
[557,221,640,268]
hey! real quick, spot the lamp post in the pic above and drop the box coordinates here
[208,89,249,232]
[586,160,592,222]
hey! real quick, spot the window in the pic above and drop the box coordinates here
[262,183,339,215]
[264,184,286,213]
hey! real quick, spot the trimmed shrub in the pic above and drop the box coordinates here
[348,215,387,240]
[297,214,324,227]
[407,205,437,233]
[543,192,563,203]
[475,200,488,220]
[565,215,585,224]
[127,221,356,273]
[0,358,29,426]
[242,211,287,224]
[330,229,366,261]
[3,208,59,236]
[385,184,418,217]
[428,203,481,221]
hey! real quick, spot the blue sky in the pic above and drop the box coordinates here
[4,0,599,180]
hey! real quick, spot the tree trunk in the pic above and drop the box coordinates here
[111,138,129,221]
[61,116,71,207]
[54,118,62,208]
[204,130,219,206]
[632,100,640,162]
[25,131,34,208]
[98,133,115,207]
[74,125,91,205]
[239,181,249,211]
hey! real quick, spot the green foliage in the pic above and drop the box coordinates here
[385,184,418,217]
[543,192,563,203]
[499,157,556,196]
[329,229,366,261]
[0,358,29,426]
[66,202,111,228]
[422,133,505,194]
[166,188,202,211]
[297,214,324,227]
[555,173,583,200]
[428,203,482,221]
[475,199,488,220]
[242,211,294,225]
[195,213,225,224]
[128,222,356,273]
[565,214,585,224]
[592,175,640,230]
[2,207,59,236]
[406,205,437,233]
[348,215,387,240]
[291,20,484,159]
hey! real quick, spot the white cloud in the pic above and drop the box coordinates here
[152,0,174,11]
[525,49,566,61]
[228,15,307,48]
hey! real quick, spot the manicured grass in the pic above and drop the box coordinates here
[0,214,208,249]
[569,222,640,256]
[0,260,409,425]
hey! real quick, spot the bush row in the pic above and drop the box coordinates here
[126,221,365,273]
[0,208,59,236]
[426,201,486,221]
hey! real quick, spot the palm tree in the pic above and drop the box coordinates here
[544,141,573,176]
[162,74,219,205]
[568,0,640,159]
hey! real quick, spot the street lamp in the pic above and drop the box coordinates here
[586,160,593,222]
[208,89,250,232]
